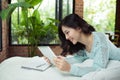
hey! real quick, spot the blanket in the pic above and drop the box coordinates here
[0,56,120,80]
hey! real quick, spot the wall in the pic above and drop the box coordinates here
[8,46,63,57]
[0,20,9,62]
[75,0,83,18]
[0,0,9,62]
[0,0,84,62]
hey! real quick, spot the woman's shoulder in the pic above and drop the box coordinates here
[92,32,105,35]
[92,32,106,38]
[92,32,108,46]
[92,32,109,47]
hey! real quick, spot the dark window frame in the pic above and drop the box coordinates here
[115,0,120,47]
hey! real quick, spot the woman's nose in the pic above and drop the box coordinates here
[65,35,69,40]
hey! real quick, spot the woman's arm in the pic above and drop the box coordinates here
[54,53,96,77]
[65,50,88,64]
[70,64,97,76]
[69,32,110,76]
[54,55,96,77]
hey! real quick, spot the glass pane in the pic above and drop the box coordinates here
[11,0,56,45]
[62,0,73,19]
[11,0,73,45]
[83,0,116,35]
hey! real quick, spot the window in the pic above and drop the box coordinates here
[83,0,116,35]
[10,0,74,45]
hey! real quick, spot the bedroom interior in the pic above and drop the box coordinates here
[0,0,119,62]
[0,0,120,80]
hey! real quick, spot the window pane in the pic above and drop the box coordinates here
[83,0,116,35]
[62,0,73,18]
[11,0,56,45]
[10,0,73,45]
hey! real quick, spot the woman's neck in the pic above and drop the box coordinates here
[86,34,93,53]
[82,34,93,53]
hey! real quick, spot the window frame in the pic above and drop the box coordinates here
[115,0,120,47]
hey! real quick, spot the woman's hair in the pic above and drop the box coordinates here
[58,13,95,56]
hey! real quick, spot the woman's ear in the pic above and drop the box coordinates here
[76,27,81,32]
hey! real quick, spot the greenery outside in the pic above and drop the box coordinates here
[0,0,59,56]
[84,0,116,34]
[10,0,59,45]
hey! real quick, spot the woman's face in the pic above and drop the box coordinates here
[62,26,81,44]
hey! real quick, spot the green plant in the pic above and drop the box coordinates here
[0,0,59,57]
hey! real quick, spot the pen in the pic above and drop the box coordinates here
[36,63,46,68]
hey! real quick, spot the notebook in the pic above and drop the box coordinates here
[21,56,52,71]
[38,46,57,65]
[21,47,57,71]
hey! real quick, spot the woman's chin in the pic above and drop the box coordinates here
[72,41,77,45]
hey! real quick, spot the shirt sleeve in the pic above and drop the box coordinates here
[66,50,97,77]
[65,50,88,64]
[70,65,97,76]
[93,33,109,68]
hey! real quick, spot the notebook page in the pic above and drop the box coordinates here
[21,56,51,71]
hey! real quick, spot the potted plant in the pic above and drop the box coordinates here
[0,0,59,57]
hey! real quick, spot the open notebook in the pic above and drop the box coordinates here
[21,46,56,71]
[21,56,52,71]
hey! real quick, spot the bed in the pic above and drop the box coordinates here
[0,56,120,80]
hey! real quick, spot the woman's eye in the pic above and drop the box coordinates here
[66,31,69,34]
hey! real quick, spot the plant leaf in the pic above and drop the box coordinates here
[32,9,41,23]
[25,0,43,6]
[0,2,33,20]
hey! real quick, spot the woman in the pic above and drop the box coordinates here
[53,13,120,77]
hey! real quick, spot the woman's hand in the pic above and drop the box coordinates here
[42,56,51,64]
[53,56,71,72]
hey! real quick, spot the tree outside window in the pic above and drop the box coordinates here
[84,0,116,34]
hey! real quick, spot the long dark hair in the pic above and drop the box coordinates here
[58,13,95,56]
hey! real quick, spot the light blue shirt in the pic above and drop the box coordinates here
[65,32,120,76]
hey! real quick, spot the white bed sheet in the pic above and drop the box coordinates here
[0,56,120,80]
